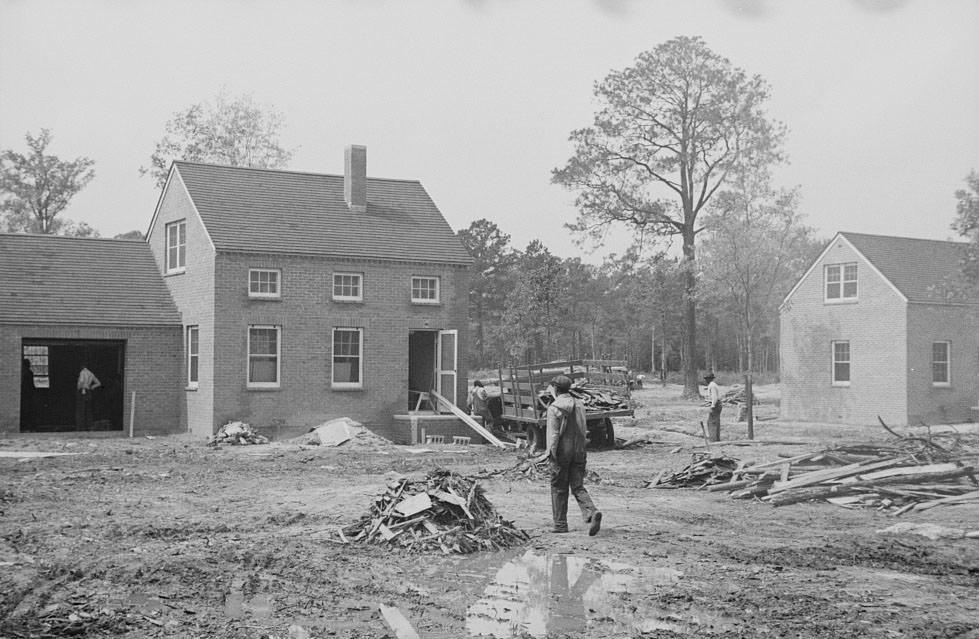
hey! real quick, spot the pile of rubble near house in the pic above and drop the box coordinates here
[338,469,529,553]
[650,427,979,515]
[207,421,270,446]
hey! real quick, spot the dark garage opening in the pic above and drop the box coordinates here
[20,339,125,432]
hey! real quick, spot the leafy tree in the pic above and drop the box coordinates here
[114,230,146,240]
[699,171,816,437]
[553,36,786,398]
[499,241,570,362]
[458,219,516,368]
[142,92,296,189]
[951,170,979,283]
[0,129,97,235]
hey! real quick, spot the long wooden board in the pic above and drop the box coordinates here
[429,389,512,449]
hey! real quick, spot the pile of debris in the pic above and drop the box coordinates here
[290,418,393,450]
[338,469,529,553]
[538,381,629,411]
[653,426,979,514]
[478,454,552,481]
[207,421,269,446]
[719,385,759,406]
[646,453,741,488]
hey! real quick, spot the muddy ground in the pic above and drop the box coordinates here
[1,384,978,639]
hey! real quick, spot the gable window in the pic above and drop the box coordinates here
[333,273,363,302]
[411,276,440,304]
[932,341,951,386]
[825,263,857,302]
[332,328,363,388]
[165,220,186,273]
[186,326,199,388]
[832,340,850,386]
[248,326,280,388]
[249,269,281,299]
[22,345,50,389]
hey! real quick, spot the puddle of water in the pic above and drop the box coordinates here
[224,590,273,619]
[467,549,711,638]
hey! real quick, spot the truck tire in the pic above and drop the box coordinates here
[601,418,615,448]
[527,424,544,452]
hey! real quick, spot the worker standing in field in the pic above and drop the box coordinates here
[704,372,722,441]
[537,375,602,535]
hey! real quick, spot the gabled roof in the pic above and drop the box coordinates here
[168,161,473,266]
[783,231,978,308]
[841,232,976,304]
[0,233,182,326]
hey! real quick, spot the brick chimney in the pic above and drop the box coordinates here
[344,145,367,212]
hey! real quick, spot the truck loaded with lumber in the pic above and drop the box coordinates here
[495,359,634,450]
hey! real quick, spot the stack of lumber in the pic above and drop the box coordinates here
[338,469,529,553]
[647,453,741,488]
[705,434,979,513]
[720,385,759,405]
[537,382,629,411]
[206,421,269,446]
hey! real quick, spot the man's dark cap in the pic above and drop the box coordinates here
[550,375,573,393]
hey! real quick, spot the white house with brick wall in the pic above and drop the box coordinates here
[146,146,474,438]
[0,234,184,435]
[780,231,979,426]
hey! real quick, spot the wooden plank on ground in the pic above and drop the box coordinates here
[379,604,422,639]
[768,458,908,494]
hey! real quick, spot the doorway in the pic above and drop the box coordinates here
[407,330,457,411]
[20,339,125,432]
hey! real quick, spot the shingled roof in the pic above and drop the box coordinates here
[840,232,978,304]
[168,162,473,265]
[0,234,181,326]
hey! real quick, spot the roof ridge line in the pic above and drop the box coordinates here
[174,161,422,184]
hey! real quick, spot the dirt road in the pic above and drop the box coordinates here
[2,385,978,638]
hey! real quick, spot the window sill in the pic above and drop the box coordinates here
[824,298,858,305]
[165,269,186,277]
[831,382,851,388]
[331,385,364,392]
[411,300,441,306]
[932,383,952,389]
[247,386,281,391]
[185,386,198,392]
[332,298,364,304]
[248,295,282,301]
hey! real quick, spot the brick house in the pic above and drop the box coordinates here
[0,233,184,434]
[780,231,979,426]
[146,146,474,438]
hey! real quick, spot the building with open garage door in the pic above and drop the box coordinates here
[0,233,185,435]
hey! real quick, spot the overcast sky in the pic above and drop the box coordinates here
[1,0,977,262]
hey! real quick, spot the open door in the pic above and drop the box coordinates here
[435,330,458,407]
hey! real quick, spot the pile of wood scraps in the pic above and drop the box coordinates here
[702,430,979,513]
[337,469,529,553]
[720,385,759,406]
[537,382,630,411]
[477,455,552,481]
[647,453,741,488]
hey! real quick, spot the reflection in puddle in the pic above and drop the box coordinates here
[467,549,708,638]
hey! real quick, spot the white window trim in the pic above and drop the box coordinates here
[831,340,851,387]
[248,268,282,299]
[247,325,281,389]
[331,327,363,389]
[824,263,858,304]
[411,276,441,304]
[165,220,186,274]
[332,272,364,302]
[932,341,951,387]
[186,326,199,389]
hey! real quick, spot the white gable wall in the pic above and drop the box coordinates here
[780,236,908,425]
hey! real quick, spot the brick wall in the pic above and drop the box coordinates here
[906,304,979,424]
[780,238,908,425]
[205,252,471,436]
[0,324,183,435]
[148,171,217,436]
